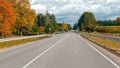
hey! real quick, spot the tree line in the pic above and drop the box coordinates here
[97,20,117,26]
[0,0,71,38]
[75,11,120,33]
[36,12,71,34]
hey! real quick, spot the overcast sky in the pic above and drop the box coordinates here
[30,0,120,25]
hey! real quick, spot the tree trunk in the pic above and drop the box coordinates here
[20,31,22,37]
[1,33,4,39]
[79,27,81,31]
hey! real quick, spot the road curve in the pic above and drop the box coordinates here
[0,32,119,68]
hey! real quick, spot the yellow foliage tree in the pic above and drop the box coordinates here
[38,26,45,34]
[62,22,68,31]
[12,0,36,36]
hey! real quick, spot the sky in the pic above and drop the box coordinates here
[30,0,120,25]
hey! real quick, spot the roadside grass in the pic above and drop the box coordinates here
[92,32,120,38]
[0,36,51,49]
[81,34,120,53]
[96,26,120,33]
[92,26,120,37]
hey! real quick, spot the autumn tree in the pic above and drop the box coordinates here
[13,0,36,36]
[116,17,120,25]
[0,0,16,38]
[62,22,68,31]
[38,26,45,34]
[62,22,66,31]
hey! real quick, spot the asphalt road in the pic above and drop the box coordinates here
[0,32,120,68]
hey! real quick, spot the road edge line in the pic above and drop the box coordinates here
[80,36,120,68]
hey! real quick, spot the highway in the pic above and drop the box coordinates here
[0,32,120,68]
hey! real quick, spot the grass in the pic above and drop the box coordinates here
[96,26,120,33]
[0,36,50,49]
[81,34,120,53]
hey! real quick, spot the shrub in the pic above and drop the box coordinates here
[38,26,45,34]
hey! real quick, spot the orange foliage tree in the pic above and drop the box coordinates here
[0,0,16,38]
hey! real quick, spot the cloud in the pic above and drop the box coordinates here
[31,0,120,25]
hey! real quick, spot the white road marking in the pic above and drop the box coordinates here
[80,36,120,68]
[22,35,67,68]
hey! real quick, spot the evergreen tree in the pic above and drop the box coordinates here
[37,13,45,26]
[97,20,117,26]
[73,23,78,30]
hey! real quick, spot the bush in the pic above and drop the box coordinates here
[85,26,95,32]
[38,26,45,34]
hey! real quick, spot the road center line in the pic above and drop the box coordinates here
[22,34,67,68]
[80,36,120,68]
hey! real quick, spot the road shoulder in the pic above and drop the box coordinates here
[80,35,120,66]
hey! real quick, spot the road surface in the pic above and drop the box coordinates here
[0,32,120,68]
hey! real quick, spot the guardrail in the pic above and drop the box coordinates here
[0,34,48,42]
[0,34,49,48]
[82,33,120,49]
